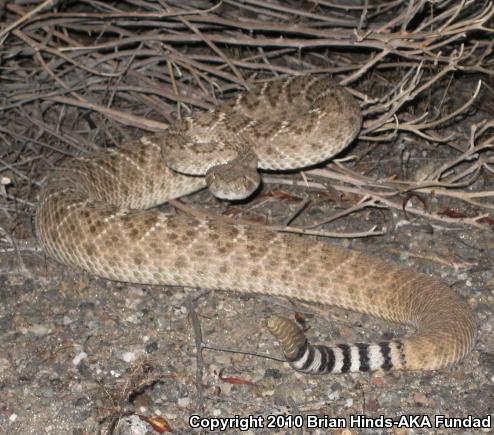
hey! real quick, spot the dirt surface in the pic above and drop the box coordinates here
[1,122,493,434]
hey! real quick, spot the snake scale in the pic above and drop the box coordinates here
[36,75,476,374]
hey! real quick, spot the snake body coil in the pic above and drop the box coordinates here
[36,76,476,373]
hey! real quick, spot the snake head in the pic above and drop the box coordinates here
[205,149,260,201]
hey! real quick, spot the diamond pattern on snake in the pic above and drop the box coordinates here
[35,75,476,374]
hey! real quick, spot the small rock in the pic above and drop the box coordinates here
[273,383,307,405]
[125,314,143,324]
[73,396,91,408]
[177,397,191,408]
[114,415,149,435]
[172,305,187,316]
[121,351,137,363]
[327,390,340,401]
[264,368,282,379]
[413,392,433,407]
[145,341,158,354]
[63,315,74,326]
[72,352,88,366]
[378,392,397,408]
[41,387,55,399]
[0,357,11,372]
[79,301,96,310]
[29,323,51,337]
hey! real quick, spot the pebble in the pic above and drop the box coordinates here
[125,314,143,324]
[264,368,282,379]
[41,387,55,398]
[177,397,191,408]
[63,315,74,326]
[145,341,158,354]
[327,390,340,401]
[114,415,149,435]
[0,357,11,372]
[72,352,88,366]
[172,305,187,316]
[29,323,51,337]
[273,383,307,405]
[121,351,137,363]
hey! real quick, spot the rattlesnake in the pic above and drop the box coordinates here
[36,75,476,374]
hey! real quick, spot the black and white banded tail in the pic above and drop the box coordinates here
[267,316,406,374]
